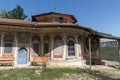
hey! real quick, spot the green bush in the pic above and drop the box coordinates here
[101,47,119,61]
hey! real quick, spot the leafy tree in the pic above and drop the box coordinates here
[0,5,27,20]
[0,10,9,18]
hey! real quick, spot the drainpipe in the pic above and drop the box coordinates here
[88,36,92,69]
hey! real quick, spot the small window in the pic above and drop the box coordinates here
[44,43,49,54]
[4,42,12,53]
[59,17,63,23]
[68,40,75,56]
[54,36,62,55]
[32,36,40,55]
[33,43,39,54]
[4,35,13,53]
[43,36,50,55]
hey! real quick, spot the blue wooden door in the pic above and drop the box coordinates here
[18,48,27,64]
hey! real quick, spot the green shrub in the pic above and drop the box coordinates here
[101,47,119,61]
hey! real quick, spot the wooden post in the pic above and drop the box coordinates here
[63,33,66,60]
[117,40,120,65]
[89,36,92,69]
[50,34,54,60]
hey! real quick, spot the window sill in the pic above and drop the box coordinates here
[66,56,77,60]
[2,53,13,57]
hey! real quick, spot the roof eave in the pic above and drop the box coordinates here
[0,22,119,40]
[90,30,120,40]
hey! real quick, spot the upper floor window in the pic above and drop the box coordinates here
[58,17,63,23]
[4,35,14,53]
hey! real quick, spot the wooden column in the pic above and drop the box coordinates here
[117,40,120,65]
[0,33,3,57]
[63,33,67,60]
[29,34,32,62]
[14,33,18,65]
[40,35,44,56]
[50,34,54,60]
[88,36,92,69]
[75,34,79,59]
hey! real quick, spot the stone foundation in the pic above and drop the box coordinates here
[47,59,83,68]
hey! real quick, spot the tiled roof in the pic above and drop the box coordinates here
[0,18,35,25]
[32,12,77,23]
[0,18,77,26]
[0,18,119,40]
[0,18,83,29]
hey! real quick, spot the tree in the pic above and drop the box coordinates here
[0,10,9,18]
[0,5,27,20]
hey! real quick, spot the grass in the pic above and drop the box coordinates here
[0,47,119,80]
[40,68,83,80]
[0,68,40,80]
[0,68,75,80]
[101,47,119,62]
[0,68,120,80]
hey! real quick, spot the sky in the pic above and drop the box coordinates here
[0,0,120,38]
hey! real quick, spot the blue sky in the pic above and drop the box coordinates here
[0,0,120,37]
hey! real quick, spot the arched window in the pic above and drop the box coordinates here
[43,36,50,55]
[4,35,14,53]
[54,36,63,56]
[68,40,75,56]
[32,36,40,56]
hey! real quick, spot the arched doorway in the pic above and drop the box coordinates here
[18,48,27,64]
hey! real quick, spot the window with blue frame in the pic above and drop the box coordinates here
[68,40,75,56]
